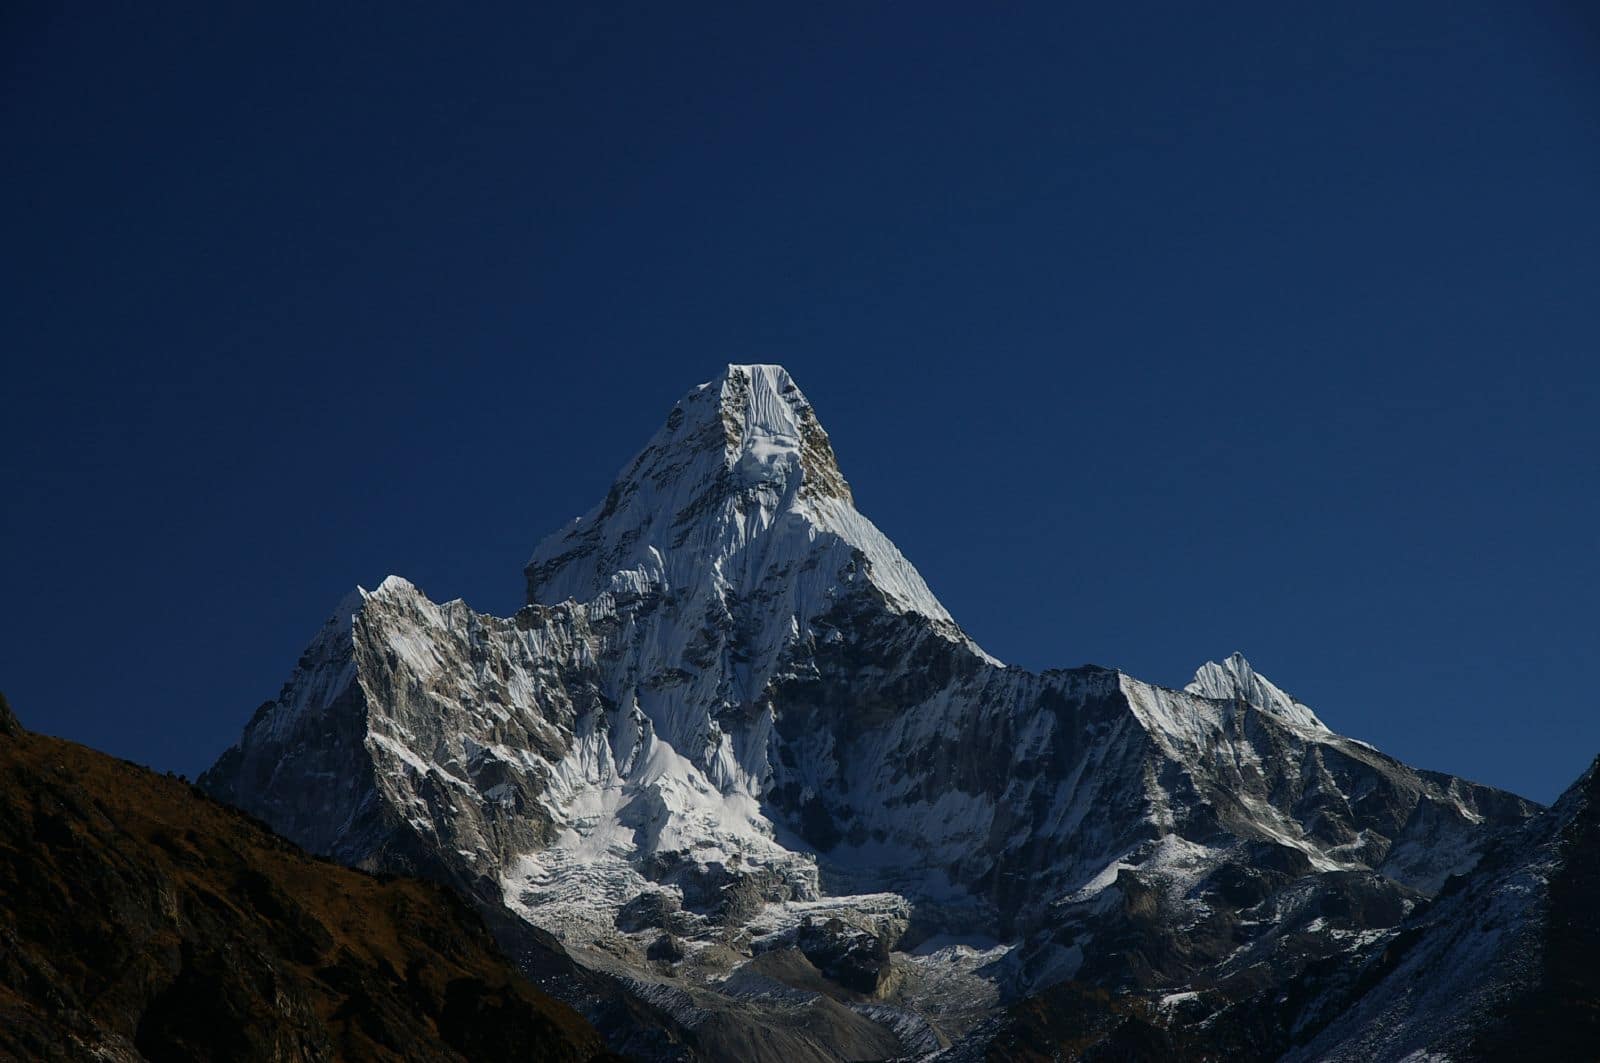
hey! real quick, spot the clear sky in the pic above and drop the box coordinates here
[3,3,1596,802]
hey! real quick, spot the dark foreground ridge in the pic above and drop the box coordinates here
[0,693,616,1062]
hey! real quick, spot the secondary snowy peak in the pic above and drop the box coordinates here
[1185,652,1328,732]
[524,363,966,633]
[229,575,427,747]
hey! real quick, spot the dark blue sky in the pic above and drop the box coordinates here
[3,3,1596,801]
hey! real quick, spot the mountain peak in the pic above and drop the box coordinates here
[523,365,964,635]
[206,366,1553,1060]
[1185,652,1328,731]
[698,363,851,502]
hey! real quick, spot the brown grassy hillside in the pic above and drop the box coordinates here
[0,694,616,1062]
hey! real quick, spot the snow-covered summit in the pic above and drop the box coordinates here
[514,363,995,814]
[1186,651,1328,732]
[525,363,974,639]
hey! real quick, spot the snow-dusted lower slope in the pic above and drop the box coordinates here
[201,365,1540,1061]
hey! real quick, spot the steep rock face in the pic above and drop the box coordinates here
[204,583,610,894]
[201,365,1539,1059]
[1287,756,1600,1061]
[0,698,612,1063]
